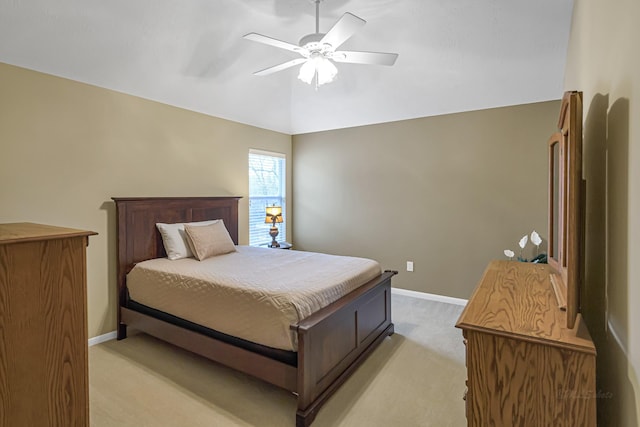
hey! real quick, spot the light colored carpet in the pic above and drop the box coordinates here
[89,294,466,426]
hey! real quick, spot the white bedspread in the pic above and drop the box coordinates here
[127,246,381,351]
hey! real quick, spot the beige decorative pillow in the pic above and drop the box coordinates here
[156,220,218,260]
[184,220,236,261]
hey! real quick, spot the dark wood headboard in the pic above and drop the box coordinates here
[111,196,241,315]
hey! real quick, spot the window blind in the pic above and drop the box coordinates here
[248,150,286,246]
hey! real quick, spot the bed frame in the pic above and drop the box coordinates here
[112,196,396,426]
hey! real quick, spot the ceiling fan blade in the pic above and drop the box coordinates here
[332,50,399,66]
[253,58,307,76]
[243,32,303,53]
[320,12,366,49]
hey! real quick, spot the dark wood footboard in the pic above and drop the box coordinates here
[294,270,395,427]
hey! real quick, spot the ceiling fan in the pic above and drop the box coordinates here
[243,0,398,88]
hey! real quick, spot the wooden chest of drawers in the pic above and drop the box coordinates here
[456,261,596,426]
[0,223,96,426]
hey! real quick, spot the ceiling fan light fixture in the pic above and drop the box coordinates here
[316,58,338,85]
[297,59,316,84]
[298,56,337,86]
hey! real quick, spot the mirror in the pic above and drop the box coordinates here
[549,136,560,264]
[548,132,567,310]
[547,91,583,329]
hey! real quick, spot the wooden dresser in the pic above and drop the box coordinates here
[0,223,96,426]
[456,260,596,427]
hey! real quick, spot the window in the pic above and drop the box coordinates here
[248,150,286,246]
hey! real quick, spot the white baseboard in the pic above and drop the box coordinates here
[392,287,468,306]
[88,331,117,347]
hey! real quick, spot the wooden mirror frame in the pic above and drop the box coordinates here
[547,91,583,329]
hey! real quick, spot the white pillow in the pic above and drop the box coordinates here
[156,220,218,260]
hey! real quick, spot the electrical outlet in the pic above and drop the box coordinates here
[406,261,414,272]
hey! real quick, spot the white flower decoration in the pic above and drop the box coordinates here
[531,230,542,247]
[519,235,528,249]
[504,249,515,259]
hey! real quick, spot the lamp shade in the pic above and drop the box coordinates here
[265,205,283,223]
[298,60,316,84]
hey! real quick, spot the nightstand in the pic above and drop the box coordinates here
[263,242,292,249]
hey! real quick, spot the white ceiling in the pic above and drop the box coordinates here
[0,0,573,135]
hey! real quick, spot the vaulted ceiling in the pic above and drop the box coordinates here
[0,0,573,134]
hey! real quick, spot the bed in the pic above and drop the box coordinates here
[112,196,396,426]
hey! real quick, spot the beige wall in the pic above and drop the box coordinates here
[0,62,292,339]
[292,101,559,299]
[564,0,639,425]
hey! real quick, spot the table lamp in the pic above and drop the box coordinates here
[265,205,283,247]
